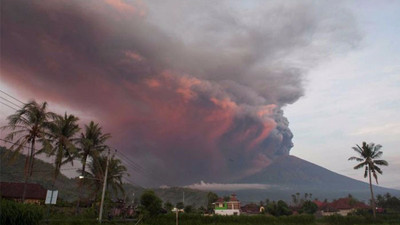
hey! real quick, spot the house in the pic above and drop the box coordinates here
[241,203,261,214]
[0,182,47,204]
[213,194,241,215]
[320,197,369,216]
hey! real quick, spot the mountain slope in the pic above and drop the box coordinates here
[0,147,208,206]
[234,155,400,202]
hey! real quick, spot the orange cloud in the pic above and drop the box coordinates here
[105,0,146,16]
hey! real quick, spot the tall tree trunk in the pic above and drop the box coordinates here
[75,154,88,214]
[368,166,376,218]
[28,139,36,176]
[22,140,35,202]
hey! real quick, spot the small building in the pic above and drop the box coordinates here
[213,194,241,215]
[241,203,262,215]
[320,197,369,216]
[0,182,47,204]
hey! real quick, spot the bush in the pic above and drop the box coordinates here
[0,199,44,225]
[300,201,318,214]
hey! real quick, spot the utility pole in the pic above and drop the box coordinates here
[172,208,183,225]
[99,148,111,223]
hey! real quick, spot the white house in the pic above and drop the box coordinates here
[213,194,241,216]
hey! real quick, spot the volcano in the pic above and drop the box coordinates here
[219,155,400,203]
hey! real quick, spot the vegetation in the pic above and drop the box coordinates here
[348,142,389,218]
[82,155,127,199]
[300,201,318,214]
[0,199,44,225]
[1,100,56,201]
[77,121,111,178]
[265,200,292,216]
[140,190,163,217]
[46,113,80,186]
[376,193,400,213]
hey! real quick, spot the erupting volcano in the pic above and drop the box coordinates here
[1,0,363,186]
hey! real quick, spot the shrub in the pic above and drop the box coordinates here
[0,199,44,225]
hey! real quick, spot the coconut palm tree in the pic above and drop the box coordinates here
[348,142,389,218]
[1,100,57,201]
[76,121,110,212]
[47,113,80,186]
[82,154,127,200]
[78,121,111,176]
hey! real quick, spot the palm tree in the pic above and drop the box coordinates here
[47,113,80,186]
[1,100,56,201]
[78,121,111,176]
[76,121,110,212]
[83,154,127,200]
[348,142,389,218]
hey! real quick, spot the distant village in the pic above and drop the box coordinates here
[0,182,390,219]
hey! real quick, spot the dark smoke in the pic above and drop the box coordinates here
[0,0,360,185]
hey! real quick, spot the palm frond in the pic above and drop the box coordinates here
[354,162,366,170]
[348,156,364,162]
[373,159,388,166]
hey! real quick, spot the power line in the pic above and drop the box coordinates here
[0,89,25,104]
[0,100,19,111]
[0,96,22,108]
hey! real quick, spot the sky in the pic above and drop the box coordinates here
[0,0,399,189]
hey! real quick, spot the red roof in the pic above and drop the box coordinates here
[230,193,238,201]
[313,200,327,209]
[0,182,47,200]
[322,198,369,211]
[216,197,224,203]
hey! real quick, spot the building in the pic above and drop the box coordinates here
[0,182,47,204]
[213,194,241,215]
[241,203,262,215]
[319,197,369,216]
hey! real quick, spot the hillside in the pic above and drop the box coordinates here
[233,155,400,202]
[0,147,208,206]
[0,147,81,201]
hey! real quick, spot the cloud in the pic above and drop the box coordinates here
[350,123,400,136]
[1,0,360,185]
[185,181,271,191]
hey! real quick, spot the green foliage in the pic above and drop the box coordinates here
[266,200,292,216]
[142,214,314,225]
[300,200,318,214]
[164,201,173,213]
[207,191,218,211]
[376,193,400,212]
[140,190,163,216]
[176,201,184,209]
[184,205,193,213]
[0,199,44,225]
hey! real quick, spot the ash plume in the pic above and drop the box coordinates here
[0,0,361,185]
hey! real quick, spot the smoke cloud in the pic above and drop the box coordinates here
[1,0,360,185]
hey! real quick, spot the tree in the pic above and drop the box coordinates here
[140,190,163,216]
[83,154,127,199]
[47,113,80,186]
[348,142,389,218]
[207,192,218,211]
[164,201,173,212]
[77,121,111,176]
[1,100,56,201]
[176,202,184,209]
[184,205,193,213]
[266,200,292,216]
[76,121,110,212]
[300,200,318,214]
